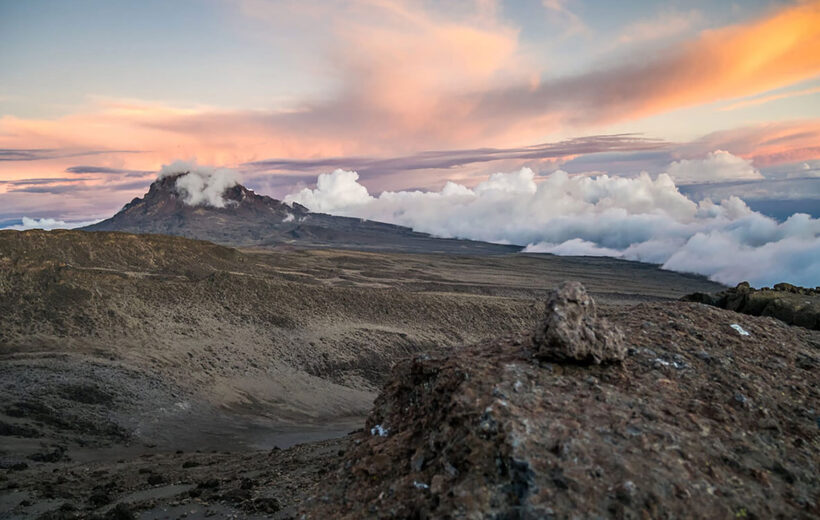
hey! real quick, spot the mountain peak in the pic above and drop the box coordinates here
[124,170,295,213]
[83,170,519,254]
[85,171,306,243]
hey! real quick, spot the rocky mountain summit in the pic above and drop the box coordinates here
[83,172,518,254]
[305,283,819,519]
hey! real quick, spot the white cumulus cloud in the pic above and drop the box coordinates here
[665,150,763,185]
[158,160,240,208]
[286,169,371,212]
[285,166,819,287]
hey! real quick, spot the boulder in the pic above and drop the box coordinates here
[533,281,626,364]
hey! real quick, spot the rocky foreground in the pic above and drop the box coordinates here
[305,284,819,519]
[2,283,817,519]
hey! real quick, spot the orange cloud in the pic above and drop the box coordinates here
[474,1,820,127]
[2,0,820,195]
[719,86,820,111]
[662,1,820,112]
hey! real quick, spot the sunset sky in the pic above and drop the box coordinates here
[1,0,819,225]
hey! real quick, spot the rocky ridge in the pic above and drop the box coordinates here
[305,284,820,519]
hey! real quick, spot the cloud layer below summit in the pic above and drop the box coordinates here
[285,166,819,287]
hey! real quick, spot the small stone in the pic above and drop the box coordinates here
[106,503,136,520]
[89,492,112,506]
[616,480,637,503]
[198,478,220,489]
[222,488,251,503]
[533,282,626,364]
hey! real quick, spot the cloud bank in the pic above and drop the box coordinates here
[666,150,763,184]
[285,167,819,288]
[2,217,101,231]
[158,160,240,208]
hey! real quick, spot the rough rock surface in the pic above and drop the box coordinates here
[533,281,626,364]
[685,282,820,330]
[1,437,348,519]
[304,301,820,519]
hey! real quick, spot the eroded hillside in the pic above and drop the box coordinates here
[2,231,551,456]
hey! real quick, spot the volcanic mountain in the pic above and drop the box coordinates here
[84,172,517,254]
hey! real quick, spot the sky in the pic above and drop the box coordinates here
[1,0,819,285]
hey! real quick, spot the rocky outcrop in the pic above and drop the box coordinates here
[685,282,820,330]
[305,297,820,519]
[533,281,625,364]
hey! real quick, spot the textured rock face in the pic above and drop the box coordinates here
[304,302,820,519]
[533,281,626,364]
[684,282,820,330]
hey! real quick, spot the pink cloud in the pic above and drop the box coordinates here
[2,0,820,212]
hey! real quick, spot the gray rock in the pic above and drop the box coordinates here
[533,282,626,364]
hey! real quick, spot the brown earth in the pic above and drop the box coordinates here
[0,230,722,443]
[0,230,739,519]
[0,436,349,519]
[3,296,817,519]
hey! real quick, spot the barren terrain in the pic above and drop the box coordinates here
[0,229,733,518]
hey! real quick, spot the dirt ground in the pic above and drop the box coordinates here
[1,436,352,519]
[0,230,732,518]
[3,301,818,519]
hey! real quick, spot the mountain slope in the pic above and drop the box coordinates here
[0,229,543,456]
[83,173,518,254]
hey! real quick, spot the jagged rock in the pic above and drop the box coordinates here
[533,281,626,364]
[684,281,820,330]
